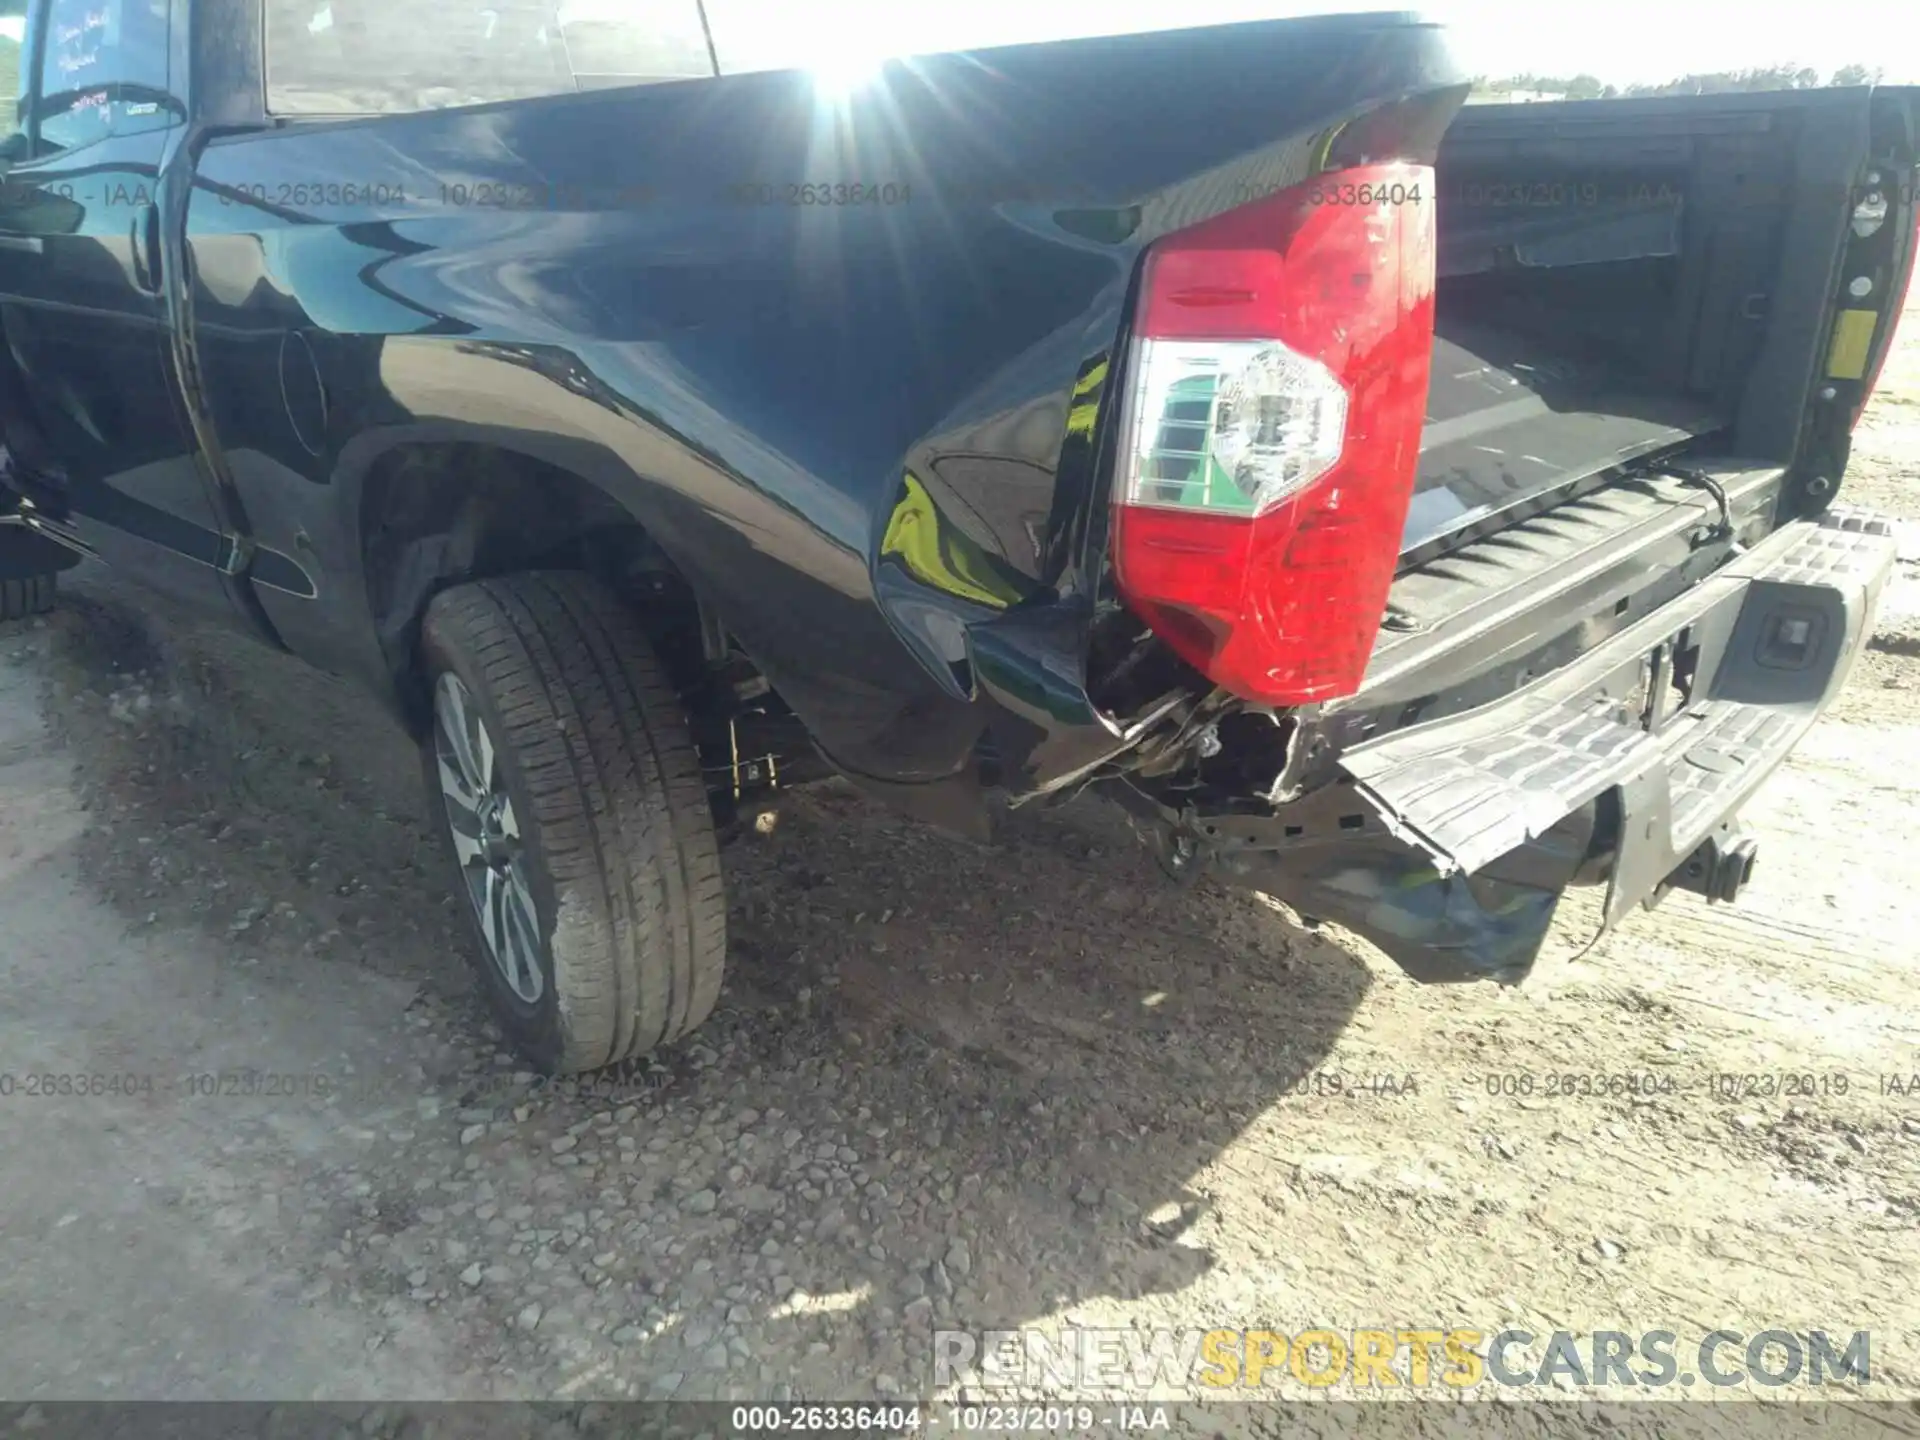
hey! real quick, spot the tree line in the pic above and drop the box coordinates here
[1476,64,1888,100]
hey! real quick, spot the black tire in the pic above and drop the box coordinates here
[419,572,727,1073]
[0,573,54,620]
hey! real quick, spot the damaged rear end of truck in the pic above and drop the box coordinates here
[168,7,1917,1002]
[1040,78,1920,982]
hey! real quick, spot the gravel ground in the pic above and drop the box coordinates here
[2,300,1918,1415]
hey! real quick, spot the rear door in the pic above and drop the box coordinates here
[0,0,240,620]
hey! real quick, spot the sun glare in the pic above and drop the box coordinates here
[807,50,887,98]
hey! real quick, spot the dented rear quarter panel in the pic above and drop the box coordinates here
[179,6,1462,791]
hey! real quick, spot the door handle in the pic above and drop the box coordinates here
[130,204,161,293]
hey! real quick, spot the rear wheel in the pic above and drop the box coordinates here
[0,573,55,621]
[420,572,727,1073]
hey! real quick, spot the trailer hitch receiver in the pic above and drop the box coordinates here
[1663,826,1759,905]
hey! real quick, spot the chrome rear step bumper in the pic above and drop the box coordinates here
[1343,506,1894,920]
[1216,506,1896,982]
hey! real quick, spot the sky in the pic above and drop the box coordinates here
[1398,0,1916,84]
[695,0,1917,86]
[1,0,1913,86]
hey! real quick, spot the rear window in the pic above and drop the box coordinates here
[4,0,174,153]
[264,0,715,116]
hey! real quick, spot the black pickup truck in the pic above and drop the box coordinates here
[0,0,1912,1073]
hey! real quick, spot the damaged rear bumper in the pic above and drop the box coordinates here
[1212,506,1898,982]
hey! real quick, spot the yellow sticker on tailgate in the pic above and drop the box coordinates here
[1826,308,1879,381]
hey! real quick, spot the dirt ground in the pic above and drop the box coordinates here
[2,298,1918,1419]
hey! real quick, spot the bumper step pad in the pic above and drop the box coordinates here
[1340,507,1897,920]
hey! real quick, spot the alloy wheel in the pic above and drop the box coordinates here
[432,671,544,1003]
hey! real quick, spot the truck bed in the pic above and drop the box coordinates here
[1406,320,1721,558]
[1411,86,1919,561]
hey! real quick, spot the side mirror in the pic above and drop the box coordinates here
[0,133,29,166]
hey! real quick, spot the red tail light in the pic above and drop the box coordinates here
[1852,200,1920,427]
[1110,163,1438,705]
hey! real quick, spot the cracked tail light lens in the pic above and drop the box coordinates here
[1111,163,1438,705]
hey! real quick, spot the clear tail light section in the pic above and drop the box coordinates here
[1111,163,1439,705]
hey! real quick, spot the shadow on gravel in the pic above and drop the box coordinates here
[38,582,1370,1398]
[41,586,470,994]
[707,789,1370,1389]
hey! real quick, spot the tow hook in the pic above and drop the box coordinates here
[1666,826,1760,904]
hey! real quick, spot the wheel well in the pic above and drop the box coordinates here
[357,442,711,725]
